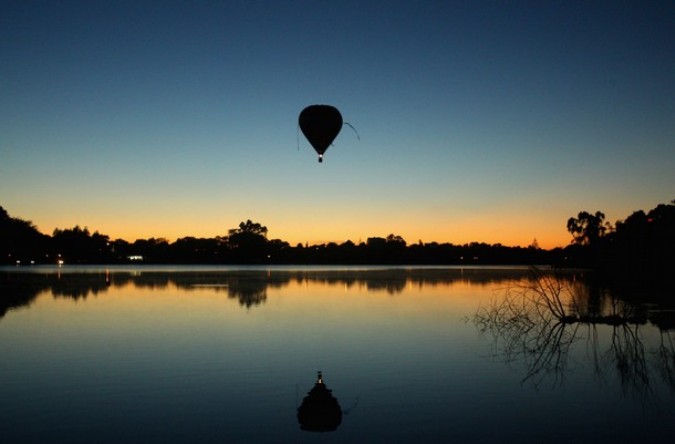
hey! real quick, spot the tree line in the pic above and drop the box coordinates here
[564,200,675,279]
[1,201,673,269]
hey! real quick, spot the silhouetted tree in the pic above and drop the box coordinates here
[0,206,50,264]
[110,238,132,261]
[567,211,609,246]
[602,200,675,276]
[52,226,113,263]
[365,237,387,263]
[130,238,170,262]
[5,201,673,272]
[266,238,290,262]
[227,220,269,263]
[169,236,225,263]
[228,220,268,237]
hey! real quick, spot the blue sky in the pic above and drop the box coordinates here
[2,1,674,248]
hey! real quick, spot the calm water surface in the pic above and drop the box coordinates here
[1,266,674,443]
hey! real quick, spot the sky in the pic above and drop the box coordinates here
[2,1,674,249]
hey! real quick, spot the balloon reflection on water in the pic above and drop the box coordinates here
[297,371,343,432]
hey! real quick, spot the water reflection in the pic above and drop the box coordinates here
[0,266,543,319]
[2,266,675,442]
[297,371,343,432]
[473,269,675,404]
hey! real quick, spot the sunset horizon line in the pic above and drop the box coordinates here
[5,205,570,250]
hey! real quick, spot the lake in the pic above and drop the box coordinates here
[1,265,674,443]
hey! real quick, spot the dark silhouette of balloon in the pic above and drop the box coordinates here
[297,371,343,432]
[299,105,343,163]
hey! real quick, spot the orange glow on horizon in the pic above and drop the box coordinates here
[12,187,661,252]
[30,210,572,250]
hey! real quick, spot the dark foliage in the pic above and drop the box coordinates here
[0,206,51,264]
[564,200,675,280]
[2,200,673,269]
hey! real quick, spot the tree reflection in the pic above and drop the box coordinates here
[0,272,47,317]
[220,276,268,308]
[1,267,544,318]
[473,268,675,403]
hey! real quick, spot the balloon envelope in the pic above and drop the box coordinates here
[299,105,343,162]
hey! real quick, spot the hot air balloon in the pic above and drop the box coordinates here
[298,105,343,163]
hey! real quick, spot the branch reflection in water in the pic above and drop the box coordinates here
[473,267,675,405]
